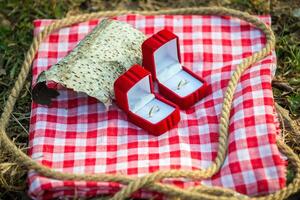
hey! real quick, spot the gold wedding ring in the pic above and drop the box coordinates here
[148,105,160,118]
[177,79,189,90]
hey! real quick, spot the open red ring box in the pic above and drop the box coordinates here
[142,29,208,109]
[114,65,180,135]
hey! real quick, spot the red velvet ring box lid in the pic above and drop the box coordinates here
[114,64,180,136]
[142,29,208,109]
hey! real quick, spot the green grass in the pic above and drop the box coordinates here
[0,0,299,199]
[272,5,300,117]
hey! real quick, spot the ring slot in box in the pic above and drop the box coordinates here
[114,65,180,135]
[142,29,208,109]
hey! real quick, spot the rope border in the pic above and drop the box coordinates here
[0,7,299,200]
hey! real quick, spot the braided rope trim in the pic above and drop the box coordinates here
[0,7,299,200]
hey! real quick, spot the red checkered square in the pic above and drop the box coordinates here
[28,15,286,199]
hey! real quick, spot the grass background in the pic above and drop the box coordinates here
[0,0,299,199]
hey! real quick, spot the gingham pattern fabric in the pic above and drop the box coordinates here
[28,15,286,200]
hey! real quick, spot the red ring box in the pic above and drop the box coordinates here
[114,65,180,135]
[142,29,208,109]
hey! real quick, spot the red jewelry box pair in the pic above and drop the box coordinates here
[114,29,208,135]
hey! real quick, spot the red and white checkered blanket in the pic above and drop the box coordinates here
[28,15,286,200]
